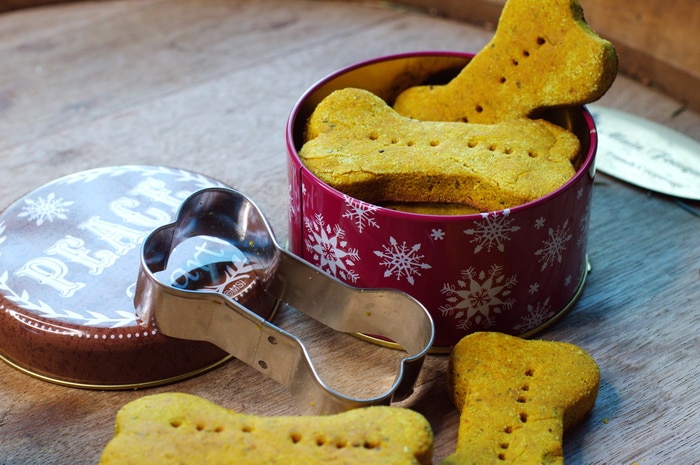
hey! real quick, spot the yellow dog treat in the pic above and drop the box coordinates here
[381,202,481,216]
[442,332,600,465]
[301,88,579,212]
[100,393,434,465]
[393,0,617,124]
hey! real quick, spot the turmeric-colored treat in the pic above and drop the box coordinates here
[393,0,617,124]
[99,393,434,465]
[381,202,481,216]
[442,332,600,465]
[301,88,579,212]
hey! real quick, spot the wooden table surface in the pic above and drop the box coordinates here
[0,1,698,464]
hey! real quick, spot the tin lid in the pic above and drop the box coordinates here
[0,165,241,388]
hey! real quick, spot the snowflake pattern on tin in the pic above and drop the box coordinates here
[440,264,517,331]
[512,296,554,333]
[463,210,521,253]
[18,192,73,226]
[0,166,226,329]
[374,236,431,285]
[430,228,445,241]
[564,274,573,287]
[534,219,572,271]
[342,195,379,233]
[304,212,360,283]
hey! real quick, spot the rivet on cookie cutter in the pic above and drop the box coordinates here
[135,187,434,415]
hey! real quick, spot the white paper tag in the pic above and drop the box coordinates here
[590,105,700,200]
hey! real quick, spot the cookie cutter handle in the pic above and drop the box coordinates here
[135,187,434,414]
[135,257,430,414]
[135,269,350,413]
[271,250,434,403]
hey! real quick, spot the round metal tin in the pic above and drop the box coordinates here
[0,165,234,388]
[286,52,597,348]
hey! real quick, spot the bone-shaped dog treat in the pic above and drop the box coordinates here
[100,393,434,465]
[393,0,617,124]
[441,332,600,465]
[301,88,579,212]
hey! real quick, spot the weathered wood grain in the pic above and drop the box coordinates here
[0,1,698,464]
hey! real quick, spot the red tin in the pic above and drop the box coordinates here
[286,52,596,349]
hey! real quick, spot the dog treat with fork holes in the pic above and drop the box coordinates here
[393,0,617,124]
[99,393,434,465]
[441,332,600,465]
[301,88,579,212]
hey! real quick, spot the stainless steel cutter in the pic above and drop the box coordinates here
[135,187,434,414]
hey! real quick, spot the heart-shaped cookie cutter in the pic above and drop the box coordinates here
[135,187,434,414]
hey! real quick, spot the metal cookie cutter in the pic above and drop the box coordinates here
[135,187,434,414]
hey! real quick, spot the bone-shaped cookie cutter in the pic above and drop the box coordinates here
[135,187,434,415]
